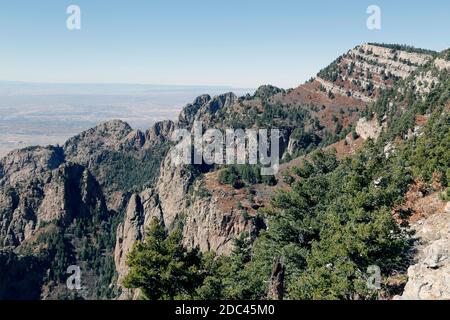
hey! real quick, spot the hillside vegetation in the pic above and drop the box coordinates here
[124,51,449,300]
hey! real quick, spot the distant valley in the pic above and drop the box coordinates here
[0,82,253,156]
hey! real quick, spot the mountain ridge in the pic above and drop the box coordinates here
[0,43,448,300]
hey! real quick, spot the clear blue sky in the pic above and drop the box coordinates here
[0,0,448,88]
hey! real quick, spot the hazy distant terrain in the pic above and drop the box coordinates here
[0,82,253,156]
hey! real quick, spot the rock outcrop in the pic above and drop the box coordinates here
[396,202,450,300]
[267,260,285,300]
[182,190,250,254]
[178,94,211,128]
[254,85,284,100]
[356,117,385,140]
[315,44,439,104]
[63,119,173,200]
[0,161,107,247]
[434,58,450,71]
[0,145,106,248]
[0,146,64,187]
[113,93,254,288]
[114,194,145,285]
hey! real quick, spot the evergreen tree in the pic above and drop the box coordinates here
[123,218,203,300]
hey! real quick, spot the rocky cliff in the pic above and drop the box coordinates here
[396,200,450,300]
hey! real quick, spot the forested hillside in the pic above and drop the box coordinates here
[123,45,450,300]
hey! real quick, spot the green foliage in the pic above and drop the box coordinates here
[219,164,277,188]
[440,49,450,61]
[237,144,413,300]
[440,187,450,201]
[364,66,449,142]
[0,251,47,299]
[123,218,204,300]
[401,110,450,187]
[30,194,121,299]
[218,166,243,188]
[318,57,342,82]
[291,128,321,149]
[195,233,271,300]
[33,45,447,301]
[42,231,76,283]
[328,90,335,99]
[223,99,309,130]
[122,70,449,300]
[226,84,447,299]
[97,144,170,193]
[282,171,295,186]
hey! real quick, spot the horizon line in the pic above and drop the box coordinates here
[0,79,257,90]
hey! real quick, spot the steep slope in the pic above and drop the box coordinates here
[0,146,65,247]
[0,146,115,299]
[63,119,174,208]
[396,198,450,299]
[113,43,430,292]
[0,119,174,299]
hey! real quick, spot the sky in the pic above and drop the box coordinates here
[0,0,449,89]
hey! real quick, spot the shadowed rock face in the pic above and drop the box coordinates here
[0,146,65,247]
[114,194,144,286]
[0,118,172,298]
[0,147,105,248]
[61,119,174,204]
[0,118,172,241]
[0,152,113,299]
[0,252,47,300]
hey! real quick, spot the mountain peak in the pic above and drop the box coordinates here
[178,94,212,127]
[314,42,438,103]
[254,85,284,100]
[64,119,132,151]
